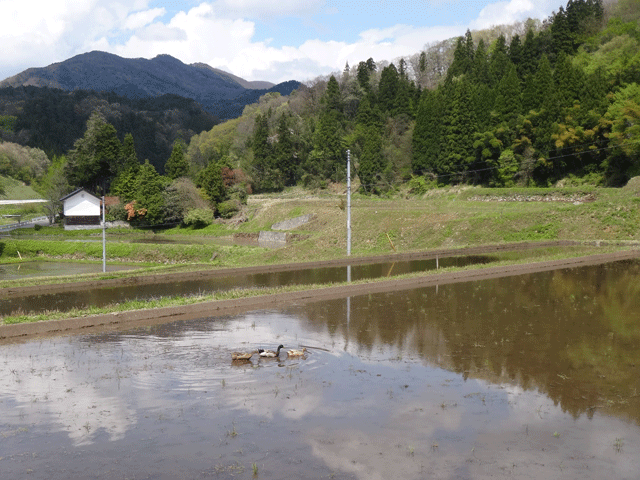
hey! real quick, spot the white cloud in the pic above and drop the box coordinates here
[0,0,567,85]
[470,0,560,30]
[124,8,167,30]
[213,0,324,19]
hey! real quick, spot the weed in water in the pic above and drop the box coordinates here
[252,462,258,476]
[614,437,624,453]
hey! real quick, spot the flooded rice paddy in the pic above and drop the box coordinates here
[0,255,494,316]
[0,261,135,281]
[1,260,639,479]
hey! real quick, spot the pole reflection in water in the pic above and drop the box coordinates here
[0,260,639,480]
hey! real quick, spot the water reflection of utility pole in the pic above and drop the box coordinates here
[346,264,351,352]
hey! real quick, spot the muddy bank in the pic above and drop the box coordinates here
[1,247,638,341]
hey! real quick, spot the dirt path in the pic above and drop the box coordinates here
[1,244,638,341]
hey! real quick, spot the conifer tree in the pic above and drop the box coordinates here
[471,39,491,85]
[489,35,510,86]
[442,79,477,177]
[493,63,522,124]
[520,29,539,78]
[358,125,386,193]
[275,113,297,186]
[131,160,166,225]
[509,34,524,78]
[121,133,138,172]
[165,140,189,179]
[378,64,399,114]
[412,89,444,174]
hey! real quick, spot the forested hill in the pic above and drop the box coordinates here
[0,51,301,119]
[0,87,220,172]
[189,0,639,195]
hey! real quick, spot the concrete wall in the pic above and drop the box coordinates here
[272,213,315,231]
[258,231,287,247]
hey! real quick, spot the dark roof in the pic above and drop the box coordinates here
[60,188,100,202]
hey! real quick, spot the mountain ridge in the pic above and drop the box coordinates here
[0,51,298,119]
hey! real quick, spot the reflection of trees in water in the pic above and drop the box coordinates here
[299,260,640,424]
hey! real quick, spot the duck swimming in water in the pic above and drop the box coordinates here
[231,351,253,361]
[287,348,307,357]
[259,345,284,358]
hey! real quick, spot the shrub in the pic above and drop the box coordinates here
[183,208,214,228]
[106,202,128,222]
[217,199,241,219]
[407,175,435,195]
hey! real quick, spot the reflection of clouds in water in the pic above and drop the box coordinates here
[464,384,640,479]
[0,341,135,446]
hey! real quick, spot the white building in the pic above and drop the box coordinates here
[60,188,102,230]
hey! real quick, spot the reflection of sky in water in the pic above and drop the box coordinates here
[2,261,640,479]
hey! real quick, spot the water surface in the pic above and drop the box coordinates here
[1,260,639,479]
[0,255,493,315]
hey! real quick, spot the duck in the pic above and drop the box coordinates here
[259,345,284,358]
[231,351,253,361]
[287,348,307,357]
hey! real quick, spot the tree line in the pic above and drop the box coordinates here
[2,0,639,229]
[189,0,638,195]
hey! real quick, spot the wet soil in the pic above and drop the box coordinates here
[1,244,638,341]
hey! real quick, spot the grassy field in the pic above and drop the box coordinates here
[2,183,640,278]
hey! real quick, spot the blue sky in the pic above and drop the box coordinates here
[1,0,567,84]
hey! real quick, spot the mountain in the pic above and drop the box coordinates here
[0,51,300,119]
[0,86,220,172]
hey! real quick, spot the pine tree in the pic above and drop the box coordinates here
[412,89,444,174]
[520,29,539,78]
[275,113,297,186]
[523,55,553,113]
[358,125,386,193]
[378,64,399,114]
[448,29,475,79]
[165,140,189,179]
[489,35,510,86]
[442,79,477,178]
[199,159,225,204]
[493,63,522,124]
[509,34,524,78]
[68,111,122,191]
[131,160,166,225]
[251,112,282,191]
[471,39,491,85]
[121,133,139,172]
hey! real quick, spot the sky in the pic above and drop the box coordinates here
[0,0,569,85]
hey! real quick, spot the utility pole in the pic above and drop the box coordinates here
[347,149,351,257]
[102,195,106,273]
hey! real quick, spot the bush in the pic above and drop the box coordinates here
[106,203,128,222]
[217,199,241,219]
[407,175,434,195]
[183,208,214,228]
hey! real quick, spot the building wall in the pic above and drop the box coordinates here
[63,191,100,217]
